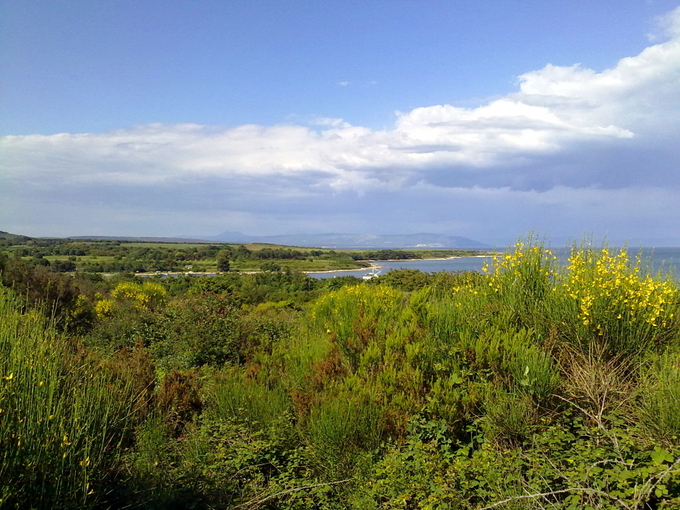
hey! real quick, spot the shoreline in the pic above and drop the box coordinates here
[134,254,495,277]
[303,254,494,274]
[301,262,380,275]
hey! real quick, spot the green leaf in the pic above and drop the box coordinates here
[655,484,668,498]
[651,447,674,465]
[450,372,463,385]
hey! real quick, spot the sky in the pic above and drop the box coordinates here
[1,1,680,246]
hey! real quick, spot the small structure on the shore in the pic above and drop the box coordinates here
[362,268,381,280]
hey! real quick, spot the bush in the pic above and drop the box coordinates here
[560,245,679,356]
[306,388,383,476]
[148,294,243,371]
[309,285,405,371]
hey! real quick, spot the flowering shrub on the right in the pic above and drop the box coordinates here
[484,238,679,356]
[561,246,678,354]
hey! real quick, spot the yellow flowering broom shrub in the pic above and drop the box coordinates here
[309,285,405,371]
[95,280,167,318]
[563,246,678,354]
[484,238,679,356]
[483,237,560,333]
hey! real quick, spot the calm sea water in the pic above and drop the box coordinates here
[308,247,680,280]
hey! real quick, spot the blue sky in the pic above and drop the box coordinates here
[2,1,680,245]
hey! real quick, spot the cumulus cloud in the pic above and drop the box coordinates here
[2,7,680,241]
[4,24,679,189]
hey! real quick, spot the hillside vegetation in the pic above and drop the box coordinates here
[2,236,680,509]
[0,234,488,274]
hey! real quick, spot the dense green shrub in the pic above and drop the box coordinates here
[148,294,243,371]
[206,368,291,430]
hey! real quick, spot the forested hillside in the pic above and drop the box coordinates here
[2,237,680,509]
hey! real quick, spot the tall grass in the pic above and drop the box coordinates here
[640,349,680,440]
[206,368,291,430]
[0,287,141,508]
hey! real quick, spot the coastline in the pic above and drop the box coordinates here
[301,262,380,275]
[134,254,495,277]
[304,254,494,274]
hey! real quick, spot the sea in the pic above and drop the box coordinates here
[307,247,680,280]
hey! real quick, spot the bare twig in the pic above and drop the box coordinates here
[552,393,625,463]
[235,478,353,509]
[635,457,680,504]
[478,486,629,510]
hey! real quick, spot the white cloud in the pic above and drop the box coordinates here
[4,23,679,191]
[309,117,352,128]
[649,6,680,41]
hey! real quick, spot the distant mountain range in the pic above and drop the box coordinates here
[68,235,212,243]
[209,232,489,249]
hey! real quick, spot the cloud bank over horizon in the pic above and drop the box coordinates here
[3,7,680,244]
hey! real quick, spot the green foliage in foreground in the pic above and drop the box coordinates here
[0,288,149,508]
[2,236,680,508]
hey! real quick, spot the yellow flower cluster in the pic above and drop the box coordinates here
[334,284,400,300]
[483,241,557,294]
[564,248,676,329]
[313,285,400,315]
[479,240,677,335]
[94,281,167,318]
[111,281,167,309]
[94,298,115,318]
